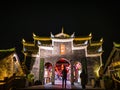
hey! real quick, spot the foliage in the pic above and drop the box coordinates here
[39,58,44,83]
[103,75,112,81]
[27,73,34,82]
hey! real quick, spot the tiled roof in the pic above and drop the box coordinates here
[87,45,102,54]
[24,46,38,54]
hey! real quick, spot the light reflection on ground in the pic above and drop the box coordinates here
[23,79,104,89]
[44,79,81,89]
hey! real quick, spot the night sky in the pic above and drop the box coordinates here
[0,1,120,63]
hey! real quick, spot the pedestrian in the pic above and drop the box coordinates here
[62,65,67,88]
[80,69,87,90]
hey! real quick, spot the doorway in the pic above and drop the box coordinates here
[55,58,71,84]
[73,61,82,84]
[44,62,52,84]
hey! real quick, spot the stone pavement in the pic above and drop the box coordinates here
[18,80,105,90]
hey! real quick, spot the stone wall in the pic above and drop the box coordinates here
[40,49,52,58]
[27,44,101,85]
[73,49,86,59]
[30,57,40,81]
[87,56,101,83]
[53,42,72,55]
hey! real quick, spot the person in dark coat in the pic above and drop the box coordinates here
[80,69,87,89]
[62,65,67,88]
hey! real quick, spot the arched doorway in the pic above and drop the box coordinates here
[55,58,71,84]
[73,61,82,84]
[44,62,52,84]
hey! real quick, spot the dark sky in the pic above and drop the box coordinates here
[0,1,120,62]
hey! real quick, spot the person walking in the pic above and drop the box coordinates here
[80,69,87,90]
[62,65,67,88]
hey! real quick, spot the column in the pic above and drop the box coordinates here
[51,63,55,85]
[39,58,44,84]
[71,63,74,85]
[24,53,27,63]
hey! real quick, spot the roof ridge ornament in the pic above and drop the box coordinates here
[50,32,54,38]
[98,46,102,52]
[33,32,36,37]
[54,27,70,38]
[71,32,75,38]
[61,27,64,33]
[37,41,41,45]
[84,40,88,45]
[22,38,25,43]
[100,38,103,42]
[113,42,120,47]
[89,33,92,37]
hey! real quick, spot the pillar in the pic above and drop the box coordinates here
[24,53,27,63]
[51,63,55,85]
[39,58,44,84]
[71,63,74,85]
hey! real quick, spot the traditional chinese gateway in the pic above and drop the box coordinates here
[22,27,103,85]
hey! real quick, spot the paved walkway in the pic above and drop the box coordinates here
[18,80,105,90]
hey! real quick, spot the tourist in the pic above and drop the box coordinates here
[80,69,87,90]
[62,65,67,88]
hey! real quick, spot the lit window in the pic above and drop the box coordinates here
[60,44,65,55]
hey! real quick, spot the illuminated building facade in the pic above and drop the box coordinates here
[22,28,103,85]
[104,42,120,78]
[0,48,24,80]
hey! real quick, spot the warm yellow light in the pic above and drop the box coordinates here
[33,37,51,40]
[100,38,103,42]
[61,64,64,70]
[90,42,102,46]
[74,37,91,40]
[23,43,34,46]
[94,66,100,77]
[22,38,25,43]
[113,42,120,47]
[89,33,92,37]
[33,33,36,37]
[112,61,120,67]
[60,44,65,55]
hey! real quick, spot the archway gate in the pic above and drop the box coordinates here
[43,57,85,85]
